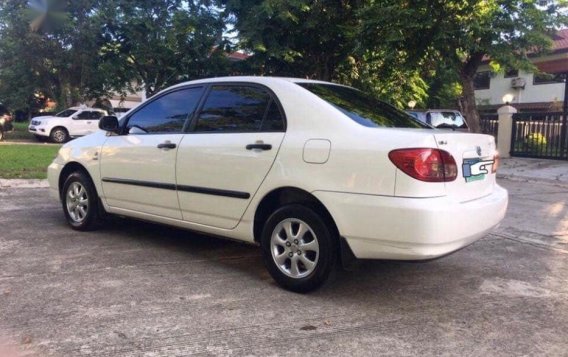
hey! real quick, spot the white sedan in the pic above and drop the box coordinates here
[48,77,508,292]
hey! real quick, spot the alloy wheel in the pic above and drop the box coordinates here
[270,218,320,279]
[65,182,89,223]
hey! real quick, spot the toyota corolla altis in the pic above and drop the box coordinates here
[48,77,508,292]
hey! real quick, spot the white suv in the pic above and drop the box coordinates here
[48,77,508,292]
[29,107,108,143]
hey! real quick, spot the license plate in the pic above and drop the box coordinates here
[462,158,494,182]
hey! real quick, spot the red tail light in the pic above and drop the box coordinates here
[388,148,457,182]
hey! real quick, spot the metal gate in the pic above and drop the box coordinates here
[510,112,568,160]
[480,114,499,142]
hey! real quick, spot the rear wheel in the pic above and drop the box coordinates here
[61,171,102,231]
[261,204,337,293]
[50,127,69,143]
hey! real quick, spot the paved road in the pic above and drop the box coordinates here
[0,179,567,356]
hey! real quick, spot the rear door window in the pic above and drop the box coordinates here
[90,111,104,119]
[194,85,284,133]
[75,111,92,120]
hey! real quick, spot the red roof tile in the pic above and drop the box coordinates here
[552,28,568,51]
[227,51,250,61]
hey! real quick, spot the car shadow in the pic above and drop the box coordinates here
[87,215,480,301]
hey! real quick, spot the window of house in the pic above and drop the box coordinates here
[126,87,203,133]
[473,72,491,90]
[504,68,519,78]
[533,73,566,85]
[195,85,281,133]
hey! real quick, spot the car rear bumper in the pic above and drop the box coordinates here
[313,185,508,260]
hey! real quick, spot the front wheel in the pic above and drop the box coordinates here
[261,204,337,293]
[50,127,69,143]
[61,171,102,231]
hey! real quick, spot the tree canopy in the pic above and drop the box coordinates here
[0,0,230,112]
[359,0,568,131]
[0,0,566,126]
[98,0,230,97]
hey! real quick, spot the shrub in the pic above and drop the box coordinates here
[525,132,547,153]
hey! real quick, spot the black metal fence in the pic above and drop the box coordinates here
[510,112,568,160]
[480,114,498,142]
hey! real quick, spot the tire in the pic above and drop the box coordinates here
[0,128,3,141]
[50,127,69,143]
[261,204,338,293]
[61,171,103,231]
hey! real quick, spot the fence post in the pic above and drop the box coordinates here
[497,105,517,158]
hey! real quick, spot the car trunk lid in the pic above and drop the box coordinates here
[434,132,497,202]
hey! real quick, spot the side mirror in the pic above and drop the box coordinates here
[99,115,119,132]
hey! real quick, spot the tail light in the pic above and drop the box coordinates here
[492,152,499,173]
[389,148,457,182]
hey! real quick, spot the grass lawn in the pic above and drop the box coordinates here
[0,144,61,179]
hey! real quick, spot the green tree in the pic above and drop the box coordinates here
[222,0,359,80]
[0,0,229,112]
[99,0,230,97]
[360,0,568,132]
[222,0,430,106]
[0,0,113,111]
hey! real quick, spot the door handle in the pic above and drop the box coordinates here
[246,143,272,151]
[157,141,177,149]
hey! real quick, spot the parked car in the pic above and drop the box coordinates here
[406,109,469,131]
[111,107,133,119]
[48,77,508,292]
[0,106,13,141]
[28,107,108,143]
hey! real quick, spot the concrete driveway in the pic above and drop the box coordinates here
[0,179,567,356]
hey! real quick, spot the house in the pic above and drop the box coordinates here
[475,29,568,113]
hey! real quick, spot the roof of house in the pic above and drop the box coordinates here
[535,29,568,73]
[481,28,568,65]
[227,51,250,61]
[552,28,568,52]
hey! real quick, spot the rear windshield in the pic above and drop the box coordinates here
[428,112,467,129]
[297,83,429,129]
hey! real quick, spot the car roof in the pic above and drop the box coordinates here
[66,107,105,111]
[166,76,344,91]
[407,109,462,113]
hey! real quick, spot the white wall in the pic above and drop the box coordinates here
[475,69,565,107]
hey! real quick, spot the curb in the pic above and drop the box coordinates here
[0,179,49,188]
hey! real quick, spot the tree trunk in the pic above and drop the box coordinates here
[460,74,481,133]
[459,52,485,134]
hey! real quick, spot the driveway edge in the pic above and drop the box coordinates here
[0,179,49,188]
